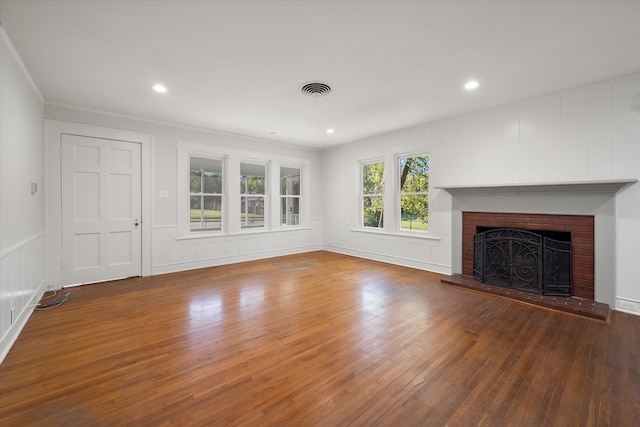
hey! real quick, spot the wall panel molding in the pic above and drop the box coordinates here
[0,234,46,364]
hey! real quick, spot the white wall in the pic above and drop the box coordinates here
[320,127,452,274]
[0,27,46,361]
[44,104,324,279]
[322,72,640,313]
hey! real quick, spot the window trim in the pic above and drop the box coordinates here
[187,154,227,235]
[178,143,228,238]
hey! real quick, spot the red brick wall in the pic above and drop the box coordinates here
[462,212,594,300]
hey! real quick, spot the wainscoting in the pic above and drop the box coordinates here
[0,233,46,363]
[151,218,324,274]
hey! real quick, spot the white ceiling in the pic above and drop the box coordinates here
[1,1,639,150]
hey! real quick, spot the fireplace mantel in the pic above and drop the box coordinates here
[445,179,623,307]
[436,178,637,194]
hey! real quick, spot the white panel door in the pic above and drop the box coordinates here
[61,134,142,285]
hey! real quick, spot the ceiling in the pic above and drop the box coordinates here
[1,1,639,150]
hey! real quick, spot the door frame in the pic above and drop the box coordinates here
[46,119,153,287]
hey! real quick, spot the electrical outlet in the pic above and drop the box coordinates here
[619,300,637,312]
[10,307,15,324]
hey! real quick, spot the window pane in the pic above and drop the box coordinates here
[190,195,222,231]
[281,197,300,225]
[362,162,384,194]
[400,195,429,231]
[241,196,265,228]
[190,195,201,210]
[190,170,202,193]
[190,157,222,194]
[240,163,266,195]
[203,172,222,194]
[399,156,429,192]
[363,196,384,228]
[280,167,301,195]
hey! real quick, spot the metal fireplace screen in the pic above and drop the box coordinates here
[473,228,572,296]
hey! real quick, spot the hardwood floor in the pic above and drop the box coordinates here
[1,251,638,426]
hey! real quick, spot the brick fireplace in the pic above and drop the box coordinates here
[462,212,595,300]
[436,181,634,320]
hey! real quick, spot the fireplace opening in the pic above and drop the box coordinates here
[473,227,572,296]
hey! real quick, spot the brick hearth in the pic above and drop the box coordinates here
[441,274,609,322]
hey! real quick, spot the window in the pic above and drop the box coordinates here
[179,141,309,237]
[398,155,429,232]
[361,161,384,228]
[240,162,266,229]
[280,166,301,226]
[190,156,223,232]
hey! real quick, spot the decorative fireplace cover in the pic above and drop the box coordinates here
[473,228,572,296]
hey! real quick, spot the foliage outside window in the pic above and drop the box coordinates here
[240,162,266,229]
[399,155,429,232]
[361,161,384,228]
[190,157,223,232]
[280,166,301,226]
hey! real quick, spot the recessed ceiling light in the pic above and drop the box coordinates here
[152,83,168,93]
[464,80,480,91]
[326,128,335,134]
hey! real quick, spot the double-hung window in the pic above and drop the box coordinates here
[398,154,429,232]
[179,141,309,237]
[361,161,385,228]
[280,166,301,226]
[190,156,224,232]
[240,162,267,229]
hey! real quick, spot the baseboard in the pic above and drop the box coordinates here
[0,281,48,365]
[616,297,640,316]
[324,245,452,275]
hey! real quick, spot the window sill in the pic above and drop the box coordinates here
[176,226,311,241]
[350,228,441,241]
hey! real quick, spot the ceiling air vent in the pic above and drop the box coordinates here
[300,82,331,97]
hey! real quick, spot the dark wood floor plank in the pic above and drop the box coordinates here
[0,251,638,426]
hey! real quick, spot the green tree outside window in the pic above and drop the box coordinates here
[362,162,384,228]
[399,156,429,231]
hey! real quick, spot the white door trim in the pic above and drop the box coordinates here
[46,119,153,287]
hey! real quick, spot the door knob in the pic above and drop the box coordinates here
[134,219,139,227]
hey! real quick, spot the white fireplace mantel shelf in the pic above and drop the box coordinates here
[435,178,637,194]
